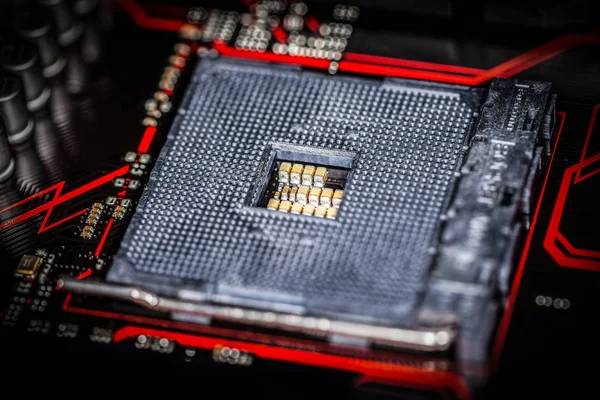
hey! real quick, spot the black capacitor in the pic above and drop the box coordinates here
[0,40,48,110]
[0,115,15,182]
[38,0,81,46]
[13,10,64,77]
[0,75,33,145]
[73,0,99,16]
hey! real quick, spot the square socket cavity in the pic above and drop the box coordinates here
[109,57,478,323]
[256,145,354,219]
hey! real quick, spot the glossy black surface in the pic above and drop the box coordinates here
[0,1,598,398]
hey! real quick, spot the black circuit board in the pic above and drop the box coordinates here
[0,1,599,398]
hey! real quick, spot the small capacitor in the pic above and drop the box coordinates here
[314,205,328,218]
[320,188,334,208]
[267,198,280,210]
[332,190,344,208]
[278,200,292,213]
[314,167,328,187]
[0,75,34,144]
[290,163,303,185]
[302,204,315,216]
[13,10,65,77]
[296,186,309,205]
[0,116,15,182]
[280,186,290,201]
[278,162,291,183]
[0,40,49,111]
[289,187,298,202]
[301,165,315,186]
[308,187,321,206]
[326,208,338,219]
[290,202,303,214]
[38,0,83,47]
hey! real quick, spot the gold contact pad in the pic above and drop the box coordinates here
[267,163,344,219]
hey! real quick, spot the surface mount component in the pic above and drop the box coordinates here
[0,39,49,111]
[0,75,34,144]
[262,159,349,218]
[13,10,65,77]
[0,116,14,182]
[15,255,41,276]
[108,58,554,361]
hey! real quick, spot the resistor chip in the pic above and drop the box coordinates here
[278,200,292,213]
[314,167,328,187]
[81,226,95,239]
[278,162,292,183]
[289,187,298,202]
[87,212,100,225]
[281,186,290,201]
[320,188,333,208]
[265,160,344,220]
[296,186,309,205]
[326,208,338,219]
[290,164,304,186]
[301,165,315,186]
[308,187,322,206]
[113,206,127,220]
[302,204,315,216]
[314,205,328,218]
[290,202,303,214]
[332,190,343,207]
[267,198,280,210]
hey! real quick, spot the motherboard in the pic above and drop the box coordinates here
[0,1,599,398]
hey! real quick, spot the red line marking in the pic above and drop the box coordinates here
[38,209,87,233]
[63,293,319,347]
[575,151,600,170]
[304,16,320,34]
[543,159,600,271]
[575,163,600,183]
[490,111,566,367]
[50,167,130,207]
[272,26,288,43]
[556,232,600,259]
[545,164,582,252]
[0,182,64,215]
[118,0,185,32]
[472,34,591,84]
[1,1,183,235]
[95,218,115,257]
[542,104,600,269]
[119,1,600,86]
[213,30,599,85]
[0,166,130,233]
[137,126,157,153]
[337,60,475,85]
[63,292,321,346]
[142,4,188,19]
[77,268,93,280]
[37,180,65,230]
[578,103,599,166]
[117,190,127,197]
[63,293,461,372]
[112,326,472,400]
[343,52,484,76]
[213,40,330,69]
[214,41,475,84]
